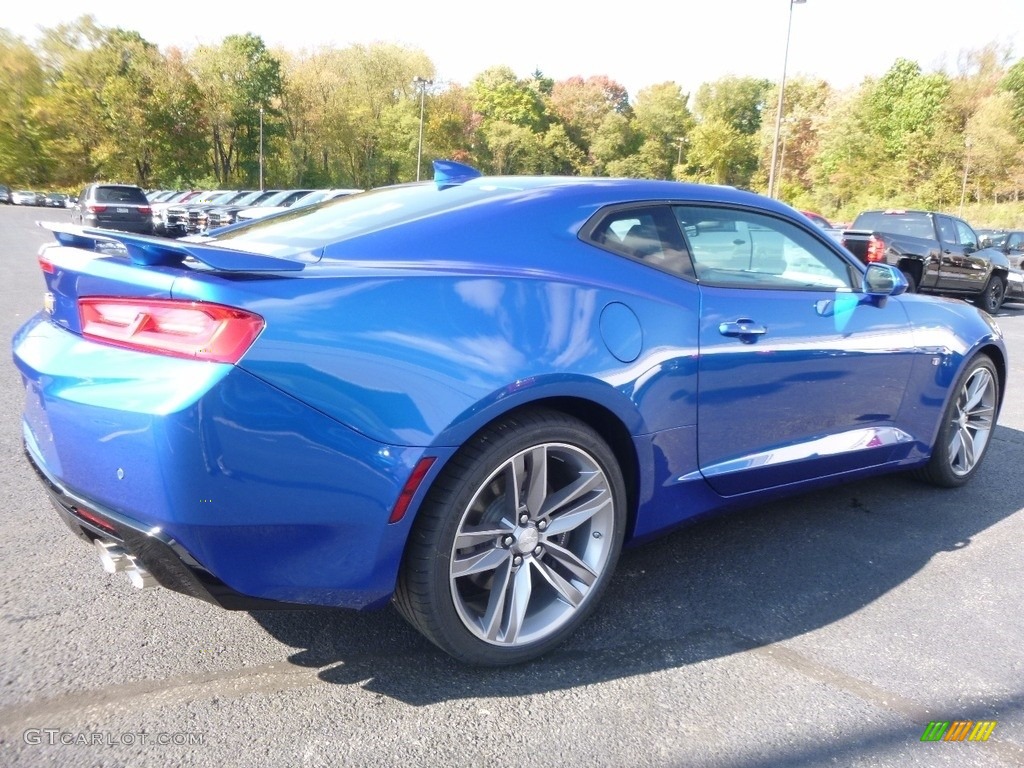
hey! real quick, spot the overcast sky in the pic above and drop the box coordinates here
[5,0,1023,98]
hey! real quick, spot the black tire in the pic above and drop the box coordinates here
[394,409,626,666]
[975,275,1005,314]
[914,354,999,488]
[900,269,918,294]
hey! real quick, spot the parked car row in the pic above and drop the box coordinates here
[977,228,1024,269]
[4,188,73,207]
[841,210,1024,312]
[150,187,361,237]
[40,183,362,239]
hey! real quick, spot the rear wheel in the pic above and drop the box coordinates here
[394,409,626,666]
[914,355,999,488]
[900,269,918,293]
[975,275,1005,313]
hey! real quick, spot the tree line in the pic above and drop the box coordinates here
[2,17,1024,222]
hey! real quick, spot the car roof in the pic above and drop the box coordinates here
[207,173,803,263]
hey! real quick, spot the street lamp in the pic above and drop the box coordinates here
[259,106,264,191]
[767,0,806,199]
[674,136,687,166]
[959,137,972,218]
[412,76,433,181]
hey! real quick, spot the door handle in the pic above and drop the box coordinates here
[718,320,767,342]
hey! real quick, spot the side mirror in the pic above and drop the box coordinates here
[864,263,908,296]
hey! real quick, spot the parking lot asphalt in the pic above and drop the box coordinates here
[0,204,1022,767]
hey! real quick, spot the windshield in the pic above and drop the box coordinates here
[255,190,302,207]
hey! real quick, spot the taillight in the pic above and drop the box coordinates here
[865,235,886,262]
[87,204,107,213]
[138,206,152,215]
[78,298,264,363]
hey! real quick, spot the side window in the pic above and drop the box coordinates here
[1009,234,1024,252]
[954,220,977,248]
[588,206,694,278]
[936,217,957,244]
[674,205,853,290]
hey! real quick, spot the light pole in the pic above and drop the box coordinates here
[767,0,806,199]
[412,76,432,181]
[259,106,264,191]
[959,137,972,218]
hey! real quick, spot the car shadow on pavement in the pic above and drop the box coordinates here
[250,423,1024,706]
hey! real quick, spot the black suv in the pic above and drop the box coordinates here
[72,183,153,235]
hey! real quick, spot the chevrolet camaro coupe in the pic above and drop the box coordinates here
[13,162,1005,665]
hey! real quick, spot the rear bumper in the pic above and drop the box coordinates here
[83,216,153,235]
[13,313,439,610]
[26,446,290,610]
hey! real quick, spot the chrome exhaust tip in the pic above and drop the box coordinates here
[126,565,157,590]
[95,539,131,573]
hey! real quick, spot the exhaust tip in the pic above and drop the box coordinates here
[126,565,157,590]
[95,539,131,573]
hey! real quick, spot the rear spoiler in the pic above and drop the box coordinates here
[39,222,306,273]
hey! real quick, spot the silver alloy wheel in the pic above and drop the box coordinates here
[947,365,997,476]
[448,442,615,647]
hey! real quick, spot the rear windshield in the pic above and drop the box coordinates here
[95,186,148,205]
[852,211,933,239]
[210,181,537,258]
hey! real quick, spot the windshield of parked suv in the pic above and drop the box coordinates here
[94,186,148,204]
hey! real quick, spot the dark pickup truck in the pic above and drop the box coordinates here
[841,209,1014,313]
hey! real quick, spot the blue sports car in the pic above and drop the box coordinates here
[12,162,1006,665]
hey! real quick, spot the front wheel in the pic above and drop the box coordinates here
[394,409,626,666]
[975,275,1005,314]
[914,355,999,488]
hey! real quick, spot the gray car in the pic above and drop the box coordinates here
[72,183,153,235]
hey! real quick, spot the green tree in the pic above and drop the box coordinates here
[686,119,754,185]
[191,34,283,185]
[589,112,638,176]
[0,31,47,184]
[965,92,1022,203]
[628,82,693,179]
[148,48,209,187]
[756,78,832,201]
[548,75,630,156]
[470,66,547,130]
[1000,58,1024,143]
[29,19,191,187]
[693,76,770,135]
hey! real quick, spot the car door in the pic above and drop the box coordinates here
[680,204,919,497]
[934,214,977,291]
[951,218,994,292]
[71,186,88,226]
